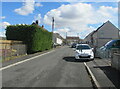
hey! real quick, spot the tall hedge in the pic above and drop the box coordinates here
[6,24,52,54]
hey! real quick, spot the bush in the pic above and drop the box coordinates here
[6,24,52,54]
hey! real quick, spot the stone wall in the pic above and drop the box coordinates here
[111,48,120,71]
[0,40,27,60]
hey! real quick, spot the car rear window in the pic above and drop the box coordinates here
[105,40,120,49]
[105,40,116,47]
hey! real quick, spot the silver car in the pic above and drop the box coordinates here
[97,39,120,59]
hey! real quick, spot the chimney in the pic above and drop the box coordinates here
[36,20,39,25]
[42,25,44,28]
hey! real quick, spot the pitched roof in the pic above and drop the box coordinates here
[95,20,119,32]
[54,33,64,40]
[85,21,119,39]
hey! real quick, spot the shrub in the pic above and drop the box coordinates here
[6,24,52,54]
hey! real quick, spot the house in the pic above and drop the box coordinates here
[0,37,6,40]
[84,21,120,48]
[53,33,64,46]
[32,20,47,31]
[66,36,82,45]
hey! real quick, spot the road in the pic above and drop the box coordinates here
[2,46,93,87]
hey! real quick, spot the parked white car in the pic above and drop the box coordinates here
[75,44,94,60]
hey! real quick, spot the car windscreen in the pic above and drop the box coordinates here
[105,40,115,47]
[105,40,120,49]
[76,45,91,50]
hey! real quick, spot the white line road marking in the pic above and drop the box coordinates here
[0,50,55,71]
[84,62,101,88]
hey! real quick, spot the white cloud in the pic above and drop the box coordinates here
[35,2,43,7]
[97,6,118,21]
[14,0,43,16]
[14,0,35,15]
[0,16,6,19]
[0,31,6,37]
[80,26,96,38]
[0,21,10,37]
[0,22,10,29]
[54,28,71,38]
[43,3,118,39]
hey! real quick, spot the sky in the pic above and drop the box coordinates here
[0,0,119,39]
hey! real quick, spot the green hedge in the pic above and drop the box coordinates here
[6,24,52,54]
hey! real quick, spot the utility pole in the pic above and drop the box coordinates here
[77,33,79,37]
[77,33,79,43]
[66,32,67,45]
[52,17,54,33]
[52,17,55,48]
[66,32,67,38]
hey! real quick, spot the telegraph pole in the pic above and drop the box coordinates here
[52,17,54,33]
[66,32,67,45]
[77,33,79,37]
[66,32,67,38]
[77,33,79,43]
[52,17,54,48]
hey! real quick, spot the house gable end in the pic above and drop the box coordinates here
[97,21,119,39]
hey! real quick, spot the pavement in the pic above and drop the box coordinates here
[1,46,120,89]
[86,58,120,89]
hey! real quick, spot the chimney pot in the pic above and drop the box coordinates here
[42,25,44,28]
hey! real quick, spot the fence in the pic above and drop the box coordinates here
[0,40,27,61]
[111,48,120,71]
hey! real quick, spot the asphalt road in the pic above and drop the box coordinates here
[2,46,93,87]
